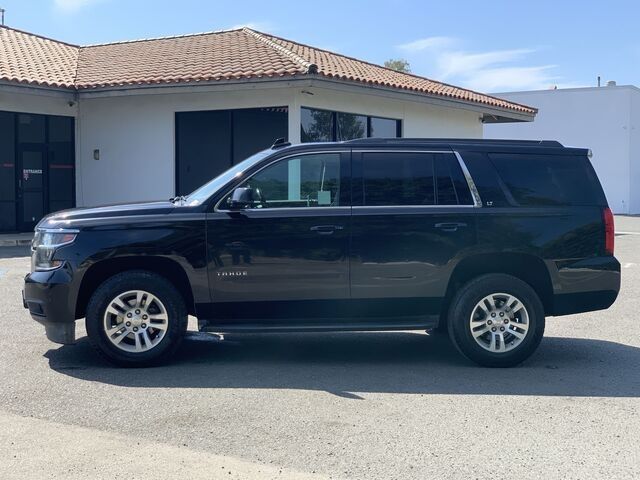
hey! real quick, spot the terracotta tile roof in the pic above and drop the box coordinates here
[0,26,78,88]
[0,25,535,115]
[75,29,313,89]
[258,31,535,115]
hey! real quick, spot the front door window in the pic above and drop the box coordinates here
[232,153,343,209]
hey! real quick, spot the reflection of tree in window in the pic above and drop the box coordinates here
[301,109,333,142]
[337,113,366,141]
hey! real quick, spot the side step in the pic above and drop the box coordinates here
[198,316,439,334]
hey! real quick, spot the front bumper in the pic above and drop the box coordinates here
[23,265,77,344]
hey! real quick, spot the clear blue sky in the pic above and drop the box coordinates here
[2,0,639,92]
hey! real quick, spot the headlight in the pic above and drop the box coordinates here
[31,229,78,272]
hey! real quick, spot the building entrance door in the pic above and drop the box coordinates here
[17,145,47,232]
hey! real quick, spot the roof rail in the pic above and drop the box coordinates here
[344,138,564,147]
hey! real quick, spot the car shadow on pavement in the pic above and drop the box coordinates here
[45,331,640,398]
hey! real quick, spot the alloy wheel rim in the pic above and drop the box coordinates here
[468,292,529,353]
[103,290,169,353]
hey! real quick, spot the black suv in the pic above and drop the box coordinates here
[23,139,620,367]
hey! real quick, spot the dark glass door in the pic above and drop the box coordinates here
[17,146,46,231]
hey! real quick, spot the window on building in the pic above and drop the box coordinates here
[337,112,367,141]
[370,116,400,138]
[300,108,333,142]
[176,107,288,195]
[361,152,472,206]
[0,111,16,231]
[235,153,342,209]
[301,107,401,142]
[0,111,75,232]
[47,116,75,214]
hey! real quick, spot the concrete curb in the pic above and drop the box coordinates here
[0,239,32,247]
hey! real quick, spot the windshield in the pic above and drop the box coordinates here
[184,149,274,206]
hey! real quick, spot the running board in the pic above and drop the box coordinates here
[198,316,439,334]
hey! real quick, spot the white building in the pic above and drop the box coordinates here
[485,85,640,214]
[0,25,534,232]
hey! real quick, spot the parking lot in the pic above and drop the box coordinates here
[0,220,639,480]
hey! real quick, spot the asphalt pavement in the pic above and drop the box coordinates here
[0,223,638,479]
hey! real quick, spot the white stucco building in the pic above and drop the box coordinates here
[0,25,534,232]
[485,85,640,214]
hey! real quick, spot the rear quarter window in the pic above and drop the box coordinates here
[488,153,606,207]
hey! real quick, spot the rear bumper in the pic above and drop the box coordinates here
[23,266,77,344]
[550,255,620,316]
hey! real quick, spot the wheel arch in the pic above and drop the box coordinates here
[76,256,196,318]
[442,253,553,323]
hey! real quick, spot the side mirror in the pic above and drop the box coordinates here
[228,187,253,210]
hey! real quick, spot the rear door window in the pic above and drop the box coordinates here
[489,153,606,207]
[361,152,473,206]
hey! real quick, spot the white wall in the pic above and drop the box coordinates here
[77,84,483,207]
[0,88,77,117]
[77,87,295,206]
[630,90,640,213]
[484,86,639,214]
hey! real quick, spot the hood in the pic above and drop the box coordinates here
[37,200,177,229]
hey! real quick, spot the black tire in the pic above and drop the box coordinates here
[447,274,545,367]
[86,270,188,367]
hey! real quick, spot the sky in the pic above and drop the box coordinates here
[1,0,639,93]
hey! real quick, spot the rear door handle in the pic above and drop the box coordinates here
[434,222,467,232]
[310,225,343,235]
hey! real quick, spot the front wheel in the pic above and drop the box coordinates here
[447,274,545,367]
[86,271,187,367]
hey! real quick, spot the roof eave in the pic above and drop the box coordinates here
[0,79,77,98]
[1,74,535,121]
[304,76,536,122]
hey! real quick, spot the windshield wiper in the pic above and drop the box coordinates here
[169,195,187,204]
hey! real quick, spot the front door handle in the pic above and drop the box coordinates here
[310,225,343,235]
[434,222,467,232]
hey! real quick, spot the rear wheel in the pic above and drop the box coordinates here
[86,271,187,367]
[447,274,545,367]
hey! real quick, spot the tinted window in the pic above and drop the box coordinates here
[48,116,73,143]
[370,117,400,138]
[490,153,606,206]
[176,107,288,195]
[362,152,472,206]
[0,111,15,203]
[301,108,401,142]
[0,111,16,231]
[176,111,232,196]
[363,152,435,206]
[435,154,473,205]
[17,114,45,143]
[232,108,288,163]
[458,151,510,207]
[301,108,334,142]
[47,116,75,213]
[337,113,366,140]
[238,153,342,208]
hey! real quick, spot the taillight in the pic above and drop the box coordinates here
[603,207,614,256]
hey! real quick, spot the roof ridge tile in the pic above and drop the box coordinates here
[80,27,245,48]
[0,24,80,48]
[241,28,317,74]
